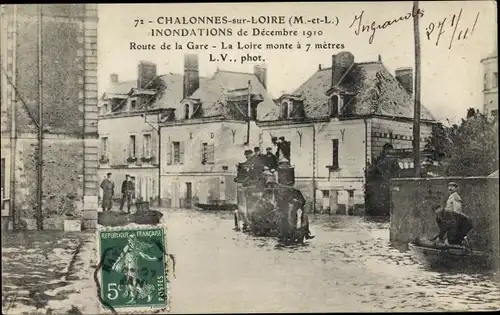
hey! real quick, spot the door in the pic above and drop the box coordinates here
[171,182,180,208]
[185,182,192,209]
[198,182,208,204]
[329,190,339,214]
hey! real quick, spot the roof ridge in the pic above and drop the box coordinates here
[216,69,255,76]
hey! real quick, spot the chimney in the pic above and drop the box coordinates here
[110,73,119,84]
[395,67,413,96]
[183,54,199,99]
[137,61,157,89]
[332,52,355,87]
[318,64,322,70]
[253,64,267,90]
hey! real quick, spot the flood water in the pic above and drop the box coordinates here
[1,209,499,313]
[163,209,500,313]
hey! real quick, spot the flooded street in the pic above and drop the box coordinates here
[2,208,499,314]
[164,209,500,313]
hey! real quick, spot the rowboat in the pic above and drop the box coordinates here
[408,241,492,270]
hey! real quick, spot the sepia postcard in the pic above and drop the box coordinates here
[1,1,498,314]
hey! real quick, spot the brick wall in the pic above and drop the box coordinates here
[370,117,433,159]
[390,177,499,268]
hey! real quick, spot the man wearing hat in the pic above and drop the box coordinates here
[100,172,115,212]
[444,182,462,213]
[431,182,473,246]
[120,174,134,213]
[264,147,278,171]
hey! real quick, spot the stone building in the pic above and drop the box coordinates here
[97,58,210,204]
[258,52,436,214]
[481,49,498,118]
[158,56,274,207]
[0,4,99,229]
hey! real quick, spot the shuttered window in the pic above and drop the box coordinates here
[332,139,339,169]
[201,143,215,165]
[129,135,136,158]
[143,134,152,158]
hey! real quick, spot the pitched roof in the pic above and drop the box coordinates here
[101,73,210,108]
[261,61,435,122]
[189,70,275,120]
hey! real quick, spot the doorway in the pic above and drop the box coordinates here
[185,182,192,209]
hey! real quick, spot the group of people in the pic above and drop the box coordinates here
[236,136,292,187]
[100,173,137,213]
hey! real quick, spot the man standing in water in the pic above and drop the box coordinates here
[431,182,473,246]
[120,174,134,213]
[100,172,114,212]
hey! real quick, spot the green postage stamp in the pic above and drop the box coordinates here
[96,225,170,313]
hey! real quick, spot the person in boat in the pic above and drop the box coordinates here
[444,181,463,213]
[430,185,473,246]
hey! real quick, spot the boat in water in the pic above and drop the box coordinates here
[409,239,493,270]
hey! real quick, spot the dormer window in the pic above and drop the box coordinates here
[185,104,190,119]
[130,99,137,110]
[282,101,291,119]
[330,95,339,118]
[102,103,109,114]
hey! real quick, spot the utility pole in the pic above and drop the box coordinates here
[36,4,44,230]
[413,1,422,177]
[246,80,251,145]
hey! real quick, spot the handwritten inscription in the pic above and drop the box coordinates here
[349,5,424,44]
[425,9,480,49]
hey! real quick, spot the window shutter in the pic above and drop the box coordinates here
[332,139,339,169]
[166,141,172,165]
[180,141,185,164]
[201,142,205,164]
[208,144,215,164]
[150,134,157,159]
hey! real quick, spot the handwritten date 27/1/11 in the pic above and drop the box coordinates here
[425,9,480,50]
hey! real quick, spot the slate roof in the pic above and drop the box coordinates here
[101,74,210,109]
[189,70,275,120]
[261,61,436,122]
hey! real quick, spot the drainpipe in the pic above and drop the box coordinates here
[8,5,18,229]
[157,113,162,207]
[36,4,44,230]
[312,122,316,214]
[363,118,368,216]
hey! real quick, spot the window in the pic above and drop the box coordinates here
[131,99,137,110]
[322,190,329,198]
[331,139,339,169]
[491,109,498,118]
[484,73,488,89]
[250,104,258,121]
[330,95,339,118]
[129,135,136,158]
[103,103,109,114]
[185,104,190,119]
[493,72,498,88]
[201,142,215,165]
[173,141,181,164]
[101,137,108,157]
[348,190,354,198]
[282,102,289,119]
[166,141,184,165]
[143,134,152,158]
